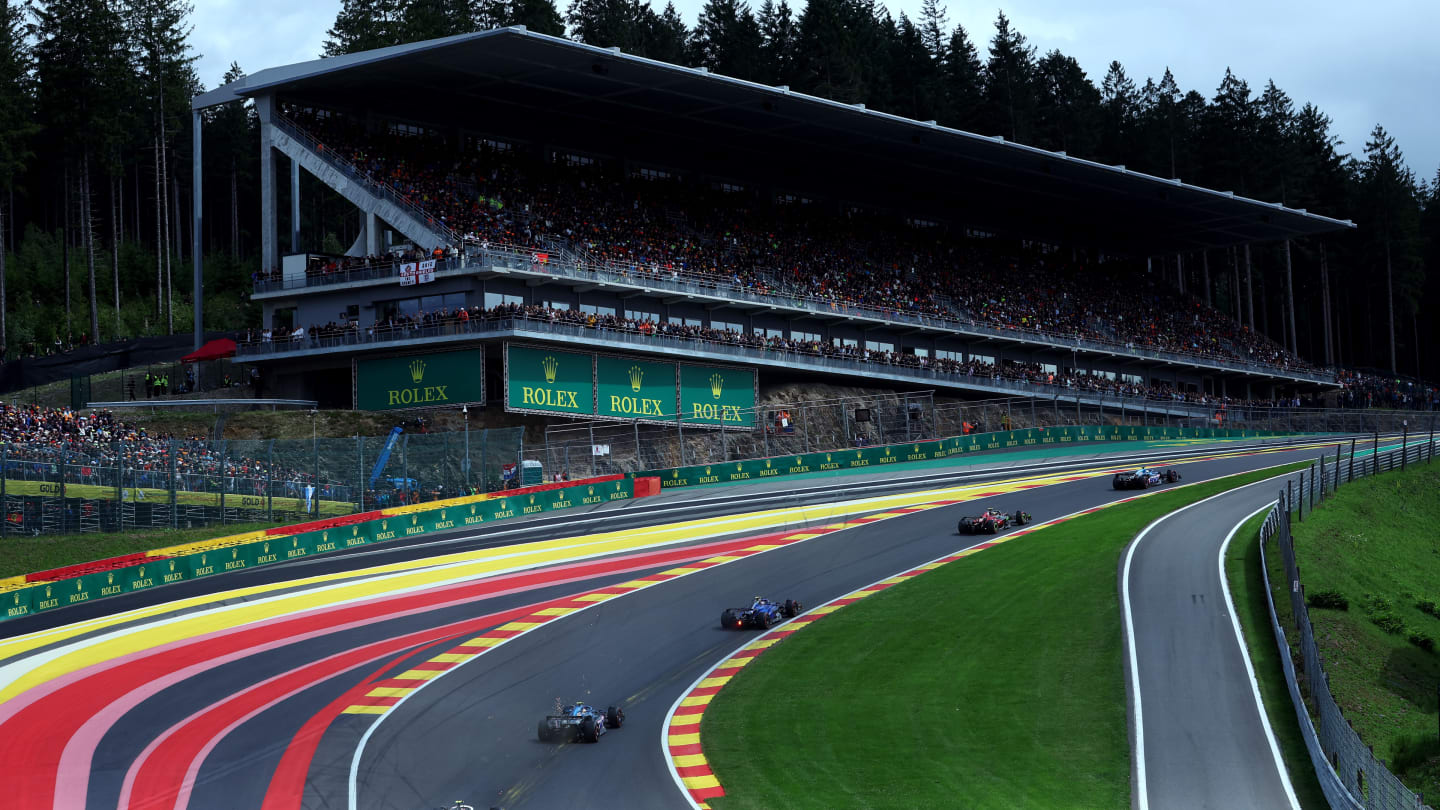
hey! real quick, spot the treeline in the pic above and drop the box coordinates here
[0,0,1436,378]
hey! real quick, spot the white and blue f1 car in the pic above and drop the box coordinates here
[537,701,625,743]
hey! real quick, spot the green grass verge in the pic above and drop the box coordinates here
[702,460,1314,810]
[1224,510,1328,809]
[1283,460,1440,798]
[0,521,281,579]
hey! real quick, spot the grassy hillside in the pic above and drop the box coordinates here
[1282,460,1440,798]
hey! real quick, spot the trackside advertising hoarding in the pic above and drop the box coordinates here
[505,344,596,416]
[679,363,756,427]
[354,348,484,411]
[596,354,677,422]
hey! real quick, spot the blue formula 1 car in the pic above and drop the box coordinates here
[720,596,802,629]
[1111,467,1182,490]
[537,701,625,743]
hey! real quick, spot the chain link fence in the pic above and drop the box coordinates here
[0,426,524,538]
[1261,429,1438,810]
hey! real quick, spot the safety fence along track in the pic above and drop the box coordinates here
[1259,434,1439,810]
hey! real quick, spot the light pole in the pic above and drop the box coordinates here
[462,405,471,493]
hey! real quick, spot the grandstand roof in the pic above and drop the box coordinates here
[196,28,1354,253]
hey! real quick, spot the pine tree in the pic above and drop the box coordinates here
[1360,124,1421,373]
[566,0,661,55]
[492,0,565,35]
[691,0,764,80]
[1098,61,1137,165]
[648,3,689,65]
[942,23,982,129]
[888,13,939,122]
[324,0,402,56]
[1033,49,1098,155]
[917,0,946,63]
[756,0,797,85]
[981,11,1036,143]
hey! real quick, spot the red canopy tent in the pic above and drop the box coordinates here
[180,338,236,363]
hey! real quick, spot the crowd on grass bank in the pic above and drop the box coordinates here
[262,108,1322,377]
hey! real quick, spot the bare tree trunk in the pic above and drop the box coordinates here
[1260,274,1269,338]
[1385,241,1396,373]
[0,191,7,357]
[230,157,238,260]
[154,133,163,324]
[161,133,173,334]
[64,163,71,342]
[112,173,121,339]
[1414,312,1421,378]
[84,151,100,343]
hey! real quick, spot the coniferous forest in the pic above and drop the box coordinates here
[0,0,1435,378]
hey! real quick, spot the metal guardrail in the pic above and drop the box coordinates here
[87,399,320,411]
[1260,433,1438,810]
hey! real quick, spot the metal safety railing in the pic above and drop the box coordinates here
[1260,429,1439,810]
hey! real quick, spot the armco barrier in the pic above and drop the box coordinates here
[0,474,642,625]
[633,425,1288,489]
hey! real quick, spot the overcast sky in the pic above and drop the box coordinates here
[190,0,1440,193]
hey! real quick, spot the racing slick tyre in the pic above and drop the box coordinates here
[721,609,742,629]
[605,706,625,728]
[1113,478,1122,490]
[1013,511,1029,526]
[1165,470,1182,483]
[580,716,601,743]
[781,599,801,618]
[958,523,973,535]
[537,721,552,743]
[986,521,997,535]
[756,611,774,629]
[1140,478,1149,489]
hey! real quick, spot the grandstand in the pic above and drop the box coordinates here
[191,27,1354,420]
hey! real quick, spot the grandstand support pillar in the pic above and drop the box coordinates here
[219,439,226,520]
[1,445,6,540]
[366,211,379,256]
[290,159,301,253]
[191,110,204,352]
[169,441,177,529]
[1202,251,1211,306]
[113,440,122,532]
[1244,244,1255,331]
[266,440,273,520]
[257,94,279,278]
[1176,253,1185,294]
[1283,239,1298,355]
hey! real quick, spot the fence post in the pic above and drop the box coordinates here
[219,439,227,521]
[2,444,7,540]
[1309,464,1316,511]
[1402,423,1408,471]
[1290,479,1297,522]
[1374,431,1380,476]
[401,434,409,501]
[633,421,640,469]
[313,432,321,515]
[481,430,489,493]
[113,440,123,532]
[1335,444,1341,491]
[590,423,598,476]
[266,440,274,520]
[358,436,366,510]
[1319,454,1326,498]
[801,406,810,453]
[1349,438,1356,483]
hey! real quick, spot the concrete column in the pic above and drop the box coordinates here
[366,210,379,256]
[290,159,301,253]
[1201,251,1211,306]
[256,95,279,275]
[1176,253,1185,294]
[1283,239,1298,354]
[192,109,204,351]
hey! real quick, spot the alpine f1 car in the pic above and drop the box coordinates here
[1111,467,1182,490]
[720,596,803,629]
[958,507,1031,534]
[537,701,625,743]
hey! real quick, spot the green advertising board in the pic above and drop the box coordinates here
[679,363,756,427]
[4,586,34,619]
[355,348,485,411]
[596,355,677,422]
[506,344,596,416]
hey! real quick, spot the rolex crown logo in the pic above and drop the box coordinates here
[201,554,207,564]
[168,560,176,572]
[322,531,329,542]
[542,355,559,384]
[409,359,426,383]
[588,486,595,495]
[77,579,84,591]
[736,462,742,471]
[138,567,145,577]
[705,466,711,475]
[263,543,270,553]
[529,495,535,504]
[709,372,724,399]
[411,515,417,524]
[108,572,115,584]
[628,365,645,392]
[45,586,52,598]
[231,548,238,558]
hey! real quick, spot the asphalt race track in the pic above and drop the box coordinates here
[1122,475,1301,810]
[0,437,1367,810]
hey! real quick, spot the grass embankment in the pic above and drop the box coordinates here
[0,521,281,580]
[1271,461,1440,799]
[1224,511,1328,809]
[703,461,1313,810]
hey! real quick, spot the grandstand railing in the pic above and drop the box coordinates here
[270,114,462,248]
[252,236,1335,386]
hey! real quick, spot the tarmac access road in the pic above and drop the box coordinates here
[1121,476,1299,810]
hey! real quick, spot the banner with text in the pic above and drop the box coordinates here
[398,260,436,286]
[355,348,484,411]
[679,363,756,427]
[596,355,677,422]
[505,344,596,416]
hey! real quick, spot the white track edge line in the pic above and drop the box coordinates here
[1219,501,1302,810]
